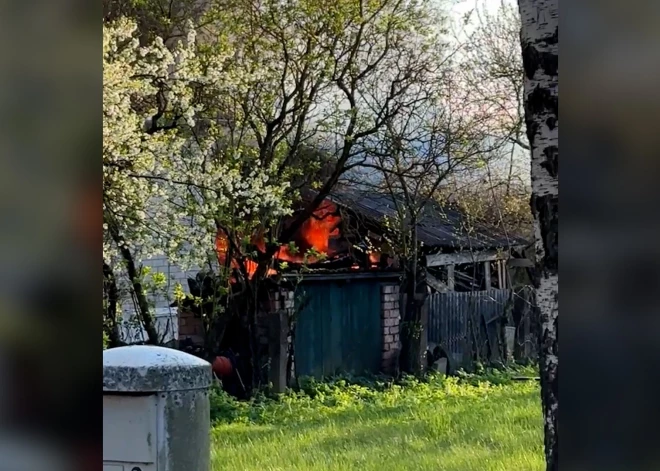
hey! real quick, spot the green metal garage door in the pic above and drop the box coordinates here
[294,279,383,379]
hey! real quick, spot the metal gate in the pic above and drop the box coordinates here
[294,279,383,379]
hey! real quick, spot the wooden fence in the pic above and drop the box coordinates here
[427,288,537,370]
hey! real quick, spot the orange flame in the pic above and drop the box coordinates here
[215,199,370,278]
[276,200,341,264]
[214,231,276,279]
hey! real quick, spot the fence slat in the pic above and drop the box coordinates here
[427,289,514,369]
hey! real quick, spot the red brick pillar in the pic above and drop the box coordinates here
[178,308,204,346]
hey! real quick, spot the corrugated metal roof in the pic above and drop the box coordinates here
[325,189,529,251]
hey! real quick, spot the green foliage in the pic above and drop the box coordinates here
[173,282,186,303]
[454,362,539,386]
[210,365,538,425]
[210,367,543,470]
[437,179,533,239]
[287,242,299,255]
[304,248,328,263]
[209,385,250,423]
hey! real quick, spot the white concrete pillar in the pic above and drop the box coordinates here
[103,346,212,471]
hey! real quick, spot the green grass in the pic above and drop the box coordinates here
[210,368,544,470]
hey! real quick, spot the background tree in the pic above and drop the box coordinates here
[349,7,535,371]
[439,0,531,240]
[352,71,502,373]
[458,1,527,151]
[517,0,558,469]
[187,0,451,390]
[103,19,199,344]
[102,0,451,382]
[103,0,209,43]
[435,158,533,240]
[103,18,290,346]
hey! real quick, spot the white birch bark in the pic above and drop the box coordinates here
[517,0,558,470]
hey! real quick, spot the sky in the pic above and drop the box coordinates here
[446,0,518,41]
[450,0,517,17]
[320,0,531,188]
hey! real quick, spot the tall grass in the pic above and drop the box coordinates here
[210,366,543,470]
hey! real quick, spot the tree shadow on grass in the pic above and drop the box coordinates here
[308,394,542,461]
[212,425,281,445]
[211,385,542,469]
[311,418,541,471]
[213,403,422,443]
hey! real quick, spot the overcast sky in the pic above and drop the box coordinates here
[449,0,530,184]
[450,0,517,17]
[334,0,532,189]
[446,0,518,42]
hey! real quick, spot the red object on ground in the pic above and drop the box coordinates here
[212,356,233,377]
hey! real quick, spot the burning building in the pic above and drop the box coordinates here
[214,189,529,288]
[179,188,531,389]
[214,195,394,279]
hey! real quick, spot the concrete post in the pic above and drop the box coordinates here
[103,346,212,471]
[416,293,429,373]
[268,310,289,394]
[505,326,516,362]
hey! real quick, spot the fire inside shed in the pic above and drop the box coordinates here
[214,198,386,278]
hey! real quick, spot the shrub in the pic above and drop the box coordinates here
[209,362,538,425]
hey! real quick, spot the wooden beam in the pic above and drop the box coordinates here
[447,264,455,291]
[484,261,491,289]
[425,272,449,293]
[425,250,508,267]
[502,261,508,288]
[507,258,534,268]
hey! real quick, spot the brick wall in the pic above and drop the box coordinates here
[256,289,294,342]
[178,308,204,345]
[177,287,294,352]
[381,284,401,374]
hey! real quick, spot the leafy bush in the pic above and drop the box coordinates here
[209,385,248,424]
[454,362,539,386]
[209,363,539,425]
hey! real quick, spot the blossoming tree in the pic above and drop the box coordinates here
[103,18,290,345]
[104,0,454,392]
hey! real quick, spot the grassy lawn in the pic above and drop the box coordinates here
[210,369,544,471]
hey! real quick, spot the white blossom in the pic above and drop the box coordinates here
[104,19,291,276]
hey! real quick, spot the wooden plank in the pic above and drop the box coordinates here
[447,264,455,291]
[507,258,534,268]
[295,280,383,379]
[484,261,491,289]
[426,250,508,267]
[426,272,449,292]
[502,261,508,288]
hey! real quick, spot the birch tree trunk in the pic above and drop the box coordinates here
[517,1,558,470]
